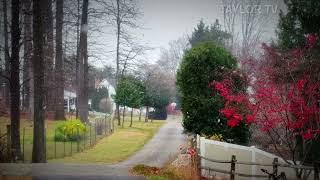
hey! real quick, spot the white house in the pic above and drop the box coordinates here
[95,79,116,112]
[64,90,76,112]
[64,79,116,113]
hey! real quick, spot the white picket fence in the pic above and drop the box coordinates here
[197,135,315,180]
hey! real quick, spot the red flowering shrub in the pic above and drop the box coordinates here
[211,34,320,175]
[213,34,320,139]
[306,34,319,48]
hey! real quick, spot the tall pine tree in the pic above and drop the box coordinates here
[277,0,320,49]
[189,20,230,48]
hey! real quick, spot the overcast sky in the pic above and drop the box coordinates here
[90,0,285,67]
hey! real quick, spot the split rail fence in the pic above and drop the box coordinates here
[197,135,319,180]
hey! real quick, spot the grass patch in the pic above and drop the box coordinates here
[0,116,110,162]
[50,117,165,163]
[0,116,165,163]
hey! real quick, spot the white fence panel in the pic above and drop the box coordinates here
[197,135,314,180]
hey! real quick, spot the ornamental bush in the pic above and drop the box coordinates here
[54,119,87,142]
[177,42,249,145]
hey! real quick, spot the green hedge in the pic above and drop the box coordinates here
[177,42,249,145]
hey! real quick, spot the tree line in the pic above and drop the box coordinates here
[0,0,151,163]
[0,0,187,163]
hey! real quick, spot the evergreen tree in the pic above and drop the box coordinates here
[113,76,145,126]
[277,0,320,49]
[189,20,231,48]
[177,43,249,145]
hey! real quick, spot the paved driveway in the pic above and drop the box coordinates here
[119,116,187,167]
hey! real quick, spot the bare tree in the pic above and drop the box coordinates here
[32,0,46,163]
[2,0,9,105]
[22,0,33,117]
[240,0,264,58]
[10,0,21,161]
[55,0,65,120]
[222,0,266,58]
[157,37,189,77]
[100,0,141,125]
[222,0,239,52]
[0,1,2,71]
[119,40,150,77]
[60,0,115,120]
[43,0,55,112]
[75,0,81,118]
[77,0,89,123]
[137,62,176,122]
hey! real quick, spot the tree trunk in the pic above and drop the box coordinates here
[77,0,89,123]
[29,63,34,121]
[75,0,81,119]
[115,0,121,124]
[27,0,34,121]
[32,0,46,163]
[130,108,133,127]
[2,0,9,106]
[145,106,149,122]
[27,0,34,122]
[22,0,32,113]
[54,0,65,120]
[139,107,141,121]
[10,0,21,161]
[116,103,120,125]
[122,106,125,128]
[43,0,55,112]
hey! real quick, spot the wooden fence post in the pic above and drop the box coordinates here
[230,155,236,180]
[6,125,11,160]
[104,117,107,135]
[54,129,56,159]
[63,130,66,157]
[89,124,92,146]
[70,129,73,155]
[196,149,201,178]
[77,126,80,152]
[273,158,278,178]
[94,123,97,143]
[109,116,113,133]
[83,131,86,150]
[315,163,319,180]
[22,128,25,162]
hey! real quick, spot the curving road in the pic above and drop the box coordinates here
[0,116,187,179]
[119,115,187,167]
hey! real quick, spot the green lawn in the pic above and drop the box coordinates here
[0,116,165,163]
[0,116,111,162]
[50,118,165,163]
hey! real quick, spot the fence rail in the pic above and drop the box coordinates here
[197,135,320,180]
[199,153,319,180]
[201,166,269,178]
[199,155,315,170]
